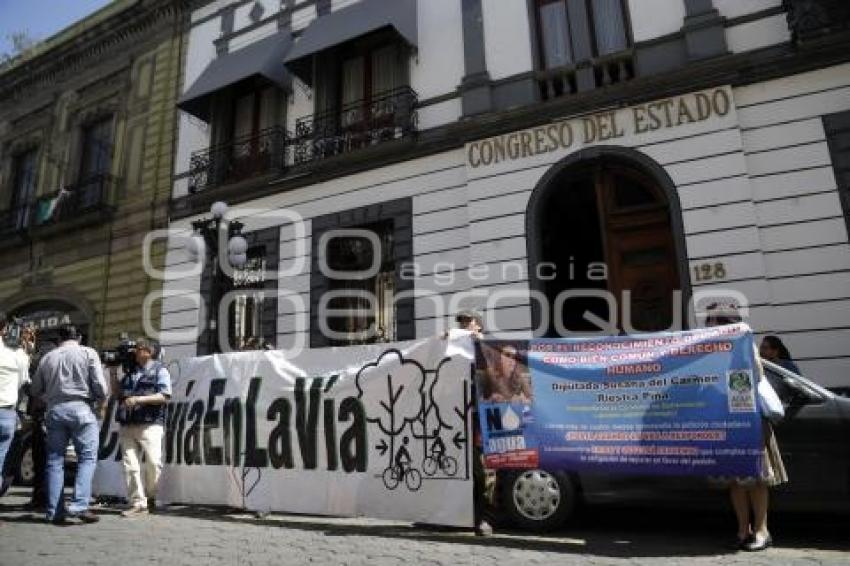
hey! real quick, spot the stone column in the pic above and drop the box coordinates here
[459,0,492,117]
[683,0,728,60]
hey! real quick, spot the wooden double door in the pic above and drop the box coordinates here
[538,162,680,334]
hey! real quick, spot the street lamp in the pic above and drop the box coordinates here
[189,201,248,353]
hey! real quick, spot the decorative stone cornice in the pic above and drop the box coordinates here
[0,0,189,101]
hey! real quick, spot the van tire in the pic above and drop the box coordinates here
[499,469,577,532]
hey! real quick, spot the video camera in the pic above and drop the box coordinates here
[100,333,138,374]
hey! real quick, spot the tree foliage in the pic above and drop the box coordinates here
[1,31,38,64]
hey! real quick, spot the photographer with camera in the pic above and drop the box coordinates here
[113,338,171,517]
[30,324,107,525]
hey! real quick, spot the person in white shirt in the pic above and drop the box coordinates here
[0,318,30,498]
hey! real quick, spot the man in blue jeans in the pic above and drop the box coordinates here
[31,325,108,525]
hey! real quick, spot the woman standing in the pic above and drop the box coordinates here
[705,304,789,552]
[759,335,801,375]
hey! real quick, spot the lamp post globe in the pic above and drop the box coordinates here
[229,252,248,268]
[228,234,248,255]
[210,201,228,219]
[185,234,206,261]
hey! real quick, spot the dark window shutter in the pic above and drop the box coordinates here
[824,111,850,243]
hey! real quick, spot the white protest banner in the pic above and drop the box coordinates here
[95,334,475,526]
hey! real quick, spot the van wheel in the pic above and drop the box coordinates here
[499,469,576,532]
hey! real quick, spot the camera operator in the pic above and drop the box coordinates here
[113,338,171,517]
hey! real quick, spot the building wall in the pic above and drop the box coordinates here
[161,64,850,386]
[735,63,850,382]
[0,3,182,350]
[163,1,850,386]
[161,147,469,362]
[175,0,797,178]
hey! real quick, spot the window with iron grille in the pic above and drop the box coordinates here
[534,0,634,99]
[189,81,286,193]
[309,198,414,348]
[295,30,417,164]
[229,248,268,351]
[196,226,279,356]
[324,221,396,345]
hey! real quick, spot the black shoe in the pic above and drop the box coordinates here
[744,534,772,552]
[70,511,100,524]
[49,515,74,526]
[734,534,754,550]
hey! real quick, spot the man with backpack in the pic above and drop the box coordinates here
[114,338,171,517]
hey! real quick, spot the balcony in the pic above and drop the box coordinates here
[188,126,287,194]
[784,0,850,43]
[537,51,635,102]
[292,87,418,165]
[0,174,115,239]
[32,174,115,227]
[183,89,419,196]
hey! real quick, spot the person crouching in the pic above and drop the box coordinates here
[116,338,171,517]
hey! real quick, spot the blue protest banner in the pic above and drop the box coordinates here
[476,324,763,477]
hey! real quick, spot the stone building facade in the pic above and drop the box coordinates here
[161,0,850,386]
[0,0,186,351]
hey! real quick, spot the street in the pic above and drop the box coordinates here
[1,487,848,566]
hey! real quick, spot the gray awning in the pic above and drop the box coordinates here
[177,31,294,122]
[284,0,418,86]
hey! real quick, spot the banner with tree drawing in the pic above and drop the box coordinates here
[94,334,475,526]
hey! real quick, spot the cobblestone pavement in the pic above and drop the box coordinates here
[1,488,848,566]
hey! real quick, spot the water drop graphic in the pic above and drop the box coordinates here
[502,406,521,430]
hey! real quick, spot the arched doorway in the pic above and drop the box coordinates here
[8,299,93,355]
[527,147,690,336]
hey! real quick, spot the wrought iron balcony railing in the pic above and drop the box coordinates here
[0,174,115,236]
[188,126,287,194]
[537,50,635,102]
[292,86,418,164]
[783,0,850,43]
[184,89,420,193]
[32,174,115,227]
